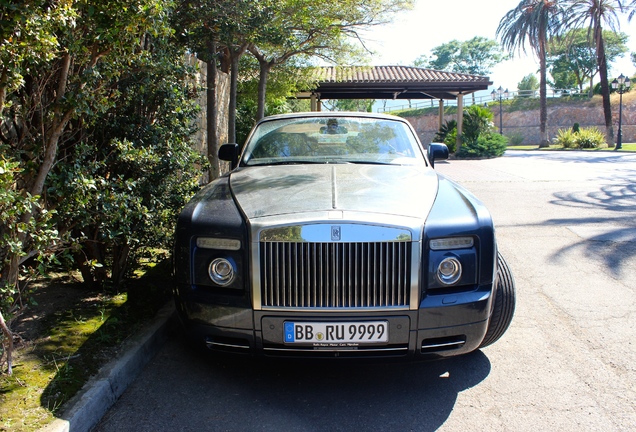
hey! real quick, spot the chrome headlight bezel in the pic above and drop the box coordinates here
[192,237,244,289]
[427,237,478,289]
[208,257,236,286]
[437,256,463,285]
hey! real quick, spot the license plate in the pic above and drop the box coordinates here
[284,321,388,344]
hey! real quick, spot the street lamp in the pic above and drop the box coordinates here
[611,74,631,150]
[491,86,509,134]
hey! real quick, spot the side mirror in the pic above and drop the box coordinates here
[427,143,449,168]
[218,143,240,169]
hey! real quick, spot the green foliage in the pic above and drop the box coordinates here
[456,133,508,159]
[436,105,504,158]
[547,29,629,93]
[0,155,58,314]
[47,36,207,287]
[462,105,495,145]
[433,105,500,157]
[517,74,539,94]
[1,0,207,307]
[554,128,579,148]
[443,129,458,154]
[553,127,606,149]
[576,127,606,149]
[413,36,505,76]
[433,119,457,142]
[0,0,73,112]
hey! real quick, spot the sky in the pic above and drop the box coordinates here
[362,0,636,93]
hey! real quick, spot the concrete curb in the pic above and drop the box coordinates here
[40,302,176,432]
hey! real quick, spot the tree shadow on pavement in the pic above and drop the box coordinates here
[547,180,636,275]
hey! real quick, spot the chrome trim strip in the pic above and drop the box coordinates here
[251,237,262,310]
[410,245,420,311]
[250,212,424,242]
[260,305,410,312]
[206,341,251,350]
[260,223,412,243]
[263,346,408,353]
[421,340,466,350]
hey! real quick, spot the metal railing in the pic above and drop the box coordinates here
[377,89,591,113]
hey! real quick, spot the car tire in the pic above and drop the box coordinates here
[479,252,516,348]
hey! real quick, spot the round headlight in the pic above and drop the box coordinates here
[437,257,462,285]
[208,258,235,286]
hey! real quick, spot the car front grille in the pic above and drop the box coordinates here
[260,241,411,309]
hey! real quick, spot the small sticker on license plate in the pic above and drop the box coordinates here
[284,321,388,344]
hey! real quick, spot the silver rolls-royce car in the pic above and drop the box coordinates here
[173,112,515,359]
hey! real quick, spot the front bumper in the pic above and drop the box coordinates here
[175,283,492,359]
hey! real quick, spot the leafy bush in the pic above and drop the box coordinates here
[462,105,495,145]
[44,37,207,289]
[456,133,508,159]
[554,127,606,149]
[576,127,606,148]
[0,156,58,314]
[443,129,458,154]
[554,129,578,148]
[433,119,457,142]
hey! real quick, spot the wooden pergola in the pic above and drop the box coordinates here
[297,66,493,146]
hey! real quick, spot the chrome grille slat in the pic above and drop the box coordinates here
[260,241,411,309]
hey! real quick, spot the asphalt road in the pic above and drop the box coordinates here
[95,150,636,432]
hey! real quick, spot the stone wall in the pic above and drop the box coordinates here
[404,97,636,145]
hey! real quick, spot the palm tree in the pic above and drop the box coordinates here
[497,0,568,148]
[565,0,622,146]
[618,0,636,19]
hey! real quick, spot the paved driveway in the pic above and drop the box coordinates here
[96,151,636,431]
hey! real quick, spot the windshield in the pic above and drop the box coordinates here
[242,116,426,166]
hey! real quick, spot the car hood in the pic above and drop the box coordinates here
[228,164,439,220]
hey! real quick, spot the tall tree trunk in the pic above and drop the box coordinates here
[595,25,614,146]
[538,39,549,148]
[227,44,248,145]
[256,60,272,121]
[207,41,220,181]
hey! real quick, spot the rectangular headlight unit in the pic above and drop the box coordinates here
[429,237,474,250]
[196,237,241,251]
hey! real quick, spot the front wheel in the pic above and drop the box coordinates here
[480,252,516,348]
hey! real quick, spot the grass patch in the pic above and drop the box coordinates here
[0,259,172,431]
